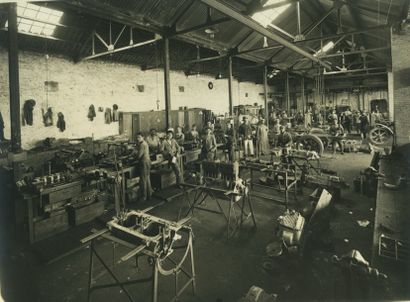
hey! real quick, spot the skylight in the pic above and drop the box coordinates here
[314,41,335,57]
[251,0,291,28]
[6,2,63,37]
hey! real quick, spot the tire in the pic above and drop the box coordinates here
[295,134,325,155]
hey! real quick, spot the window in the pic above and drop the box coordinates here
[314,41,335,56]
[6,2,63,37]
[251,0,291,28]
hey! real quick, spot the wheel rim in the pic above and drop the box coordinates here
[370,128,389,144]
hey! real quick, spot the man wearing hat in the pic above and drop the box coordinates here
[239,116,254,157]
[161,128,183,185]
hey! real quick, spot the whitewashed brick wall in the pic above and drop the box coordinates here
[0,49,272,149]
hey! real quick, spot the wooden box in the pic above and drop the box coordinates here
[67,201,105,226]
[33,211,69,242]
[151,169,176,190]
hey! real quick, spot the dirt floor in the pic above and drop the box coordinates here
[0,151,407,302]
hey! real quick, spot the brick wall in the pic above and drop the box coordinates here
[392,29,410,146]
[0,48,272,149]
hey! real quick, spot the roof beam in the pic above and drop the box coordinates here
[169,17,231,36]
[319,46,390,59]
[256,0,299,12]
[200,0,331,69]
[80,36,160,61]
[323,67,386,75]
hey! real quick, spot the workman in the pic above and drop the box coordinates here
[161,129,183,185]
[225,122,235,161]
[201,127,218,161]
[239,116,254,157]
[135,132,153,201]
[187,124,200,142]
[175,126,185,145]
[329,120,345,155]
[146,128,161,154]
[276,125,293,148]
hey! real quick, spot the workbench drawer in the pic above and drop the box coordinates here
[67,201,105,226]
[48,183,82,203]
[33,212,69,242]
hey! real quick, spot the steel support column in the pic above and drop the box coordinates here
[228,56,233,116]
[301,76,305,113]
[8,3,21,152]
[163,37,171,129]
[286,72,291,114]
[263,65,269,130]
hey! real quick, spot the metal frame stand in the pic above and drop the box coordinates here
[180,183,256,239]
[83,229,196,302]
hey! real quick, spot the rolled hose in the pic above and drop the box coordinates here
[156,232,193,276]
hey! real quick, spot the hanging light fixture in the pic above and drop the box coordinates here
[204,7,219,39]
[263,36,268,48]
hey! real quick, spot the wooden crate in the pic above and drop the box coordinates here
[67,201,105,226]
[151,169,176,190]
[33,211,69,242]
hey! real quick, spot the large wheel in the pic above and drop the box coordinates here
[295,134,325,155]
[369,124,393,145]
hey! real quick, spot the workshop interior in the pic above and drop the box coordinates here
[0,0,409,301]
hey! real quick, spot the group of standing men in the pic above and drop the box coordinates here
[134,123,222,201]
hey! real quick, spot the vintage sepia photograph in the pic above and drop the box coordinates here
[0,0,409,301]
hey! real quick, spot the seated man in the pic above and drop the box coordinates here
[276,125,293,148]
[201,127,218,161]
[161,129,183,185]
[146,128,161,154]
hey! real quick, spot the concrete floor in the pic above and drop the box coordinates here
[1,151,405,302]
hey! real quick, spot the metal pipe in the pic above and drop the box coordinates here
[8,3,21,152]
[200,0,331,69]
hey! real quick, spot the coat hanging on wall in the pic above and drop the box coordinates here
[57,112,66,132]
[104,108,112,124]
[42,107,53,126]
[23,99,36,126]
[0,111,5,141]
[112,104,119,122]
[88,105,96,121]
